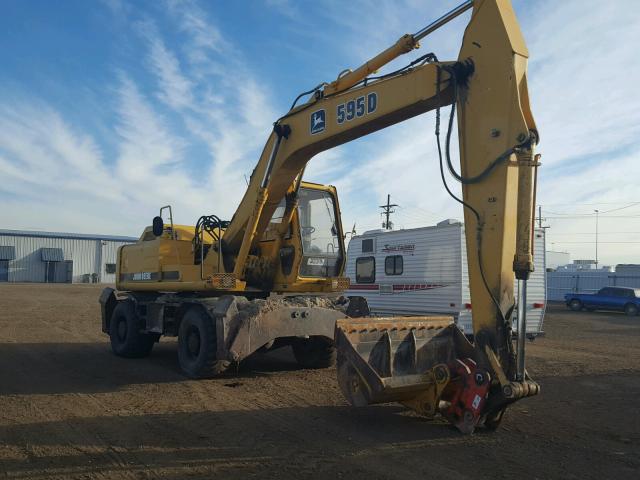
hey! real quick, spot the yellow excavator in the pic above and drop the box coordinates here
[100,0,540,433]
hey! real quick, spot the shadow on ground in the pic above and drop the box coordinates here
[0,341,303,395]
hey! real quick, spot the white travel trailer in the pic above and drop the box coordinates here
[345,219,546,337]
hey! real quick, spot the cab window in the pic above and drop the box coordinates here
[297,187,343,278]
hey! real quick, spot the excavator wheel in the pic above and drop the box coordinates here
[178,307,230,378]
[109,300,156,358]
[292,336,336,369]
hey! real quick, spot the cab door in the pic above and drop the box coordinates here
[593,288,613,309]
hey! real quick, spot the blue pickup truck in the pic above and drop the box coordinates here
[565,287,640,316]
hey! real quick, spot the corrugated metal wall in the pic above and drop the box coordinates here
[100,241,130,283]
[547,270,640,301]
[0,233,134,283]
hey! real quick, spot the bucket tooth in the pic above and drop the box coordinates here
[393,330,417,375]
[369,331,392,377]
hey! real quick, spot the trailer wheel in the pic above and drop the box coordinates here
[569,299,582,311]
[624,303,638,316]
[178,307,230,378]
[292,336,336,369]
[109,301,155,358]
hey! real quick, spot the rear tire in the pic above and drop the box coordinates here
[569,299,582,312]
[292,336,336,369]
[178,307,230,378]
[109,301,156,358]
[624,303,638,316]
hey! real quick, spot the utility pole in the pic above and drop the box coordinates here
[594,209,599,268]
[379,194,398,230]
[538,205,542,228]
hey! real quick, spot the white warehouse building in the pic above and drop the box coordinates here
[0,229,137,284]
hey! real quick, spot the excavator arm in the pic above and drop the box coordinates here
[221,0,540,432]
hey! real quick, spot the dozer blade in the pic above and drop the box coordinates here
[335,316,481,427]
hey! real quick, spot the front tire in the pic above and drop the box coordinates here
[292,336,336,369]
[624,303,638,316]
[109,301,156,358]
[178,307,229,378]
[569,299,583,312]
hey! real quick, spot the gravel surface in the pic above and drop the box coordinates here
[0,284,638,479]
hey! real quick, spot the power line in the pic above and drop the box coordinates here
[544,214,640,219]
[543,202,640,216]
[394,200,440,217]
[547,231,640,235]
[548,241,640,244]
[541,201,640,206]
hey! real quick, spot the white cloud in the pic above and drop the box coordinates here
[0,0,307,236]
[139,20,195,111]
[2,0,640,267]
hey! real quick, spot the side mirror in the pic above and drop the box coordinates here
[152,216,164,237]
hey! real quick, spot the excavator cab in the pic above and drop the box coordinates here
[296,186,343,278]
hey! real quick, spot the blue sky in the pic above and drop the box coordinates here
[1,0,640,266]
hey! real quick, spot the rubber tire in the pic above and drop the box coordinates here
[109,301,155,358]
[624,303,638,316]
[292,336,336,369]
[178,307,229,378]
[569,299,583,312]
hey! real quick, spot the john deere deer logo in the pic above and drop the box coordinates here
[310,109,325,135]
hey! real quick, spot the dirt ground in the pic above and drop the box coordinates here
[0,284,638,479]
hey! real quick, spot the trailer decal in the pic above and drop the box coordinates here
[349,283,447,292]
[393,284,445,291]
[381,243,415,254]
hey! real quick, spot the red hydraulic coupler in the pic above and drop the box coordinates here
[441,358,491,434]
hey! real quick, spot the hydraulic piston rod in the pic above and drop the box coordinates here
[413,0,474,41]
[516,279,527,381]
[323,0,474,96]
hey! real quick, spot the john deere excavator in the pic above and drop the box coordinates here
[100,0,540,433]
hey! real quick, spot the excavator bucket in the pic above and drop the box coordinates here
[335,316,477,419]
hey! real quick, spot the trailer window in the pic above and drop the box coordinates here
[356,257,375,283]
[362,239,374,253]
[385,255,403,275]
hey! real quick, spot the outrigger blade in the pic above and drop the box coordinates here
[335,316,494,433]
